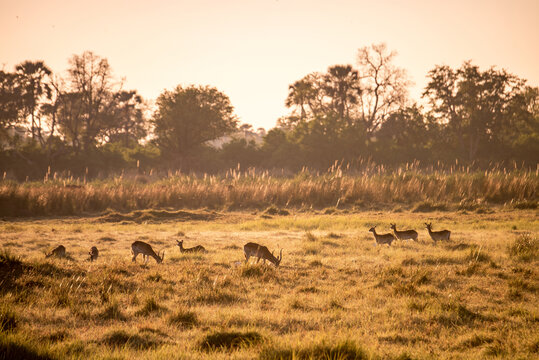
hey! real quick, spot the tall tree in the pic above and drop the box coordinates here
[152,85,238,167]
[15,61,52,142]
[0,70,23,143]
[102,90,147,146]
[423,61,524,161]
[66,51,115,151]
[356,43,409,133]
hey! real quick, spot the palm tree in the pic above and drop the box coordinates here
[15,61,52,141]
[285,76,318,122]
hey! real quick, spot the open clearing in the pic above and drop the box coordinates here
[1,210,538,359]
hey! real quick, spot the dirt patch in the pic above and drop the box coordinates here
[95,209,219,223]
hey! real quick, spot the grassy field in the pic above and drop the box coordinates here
[0,209,538,359]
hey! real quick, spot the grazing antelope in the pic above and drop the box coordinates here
[89,246,99,262]
[176,239,207,253]
[46,245,66,258]
[244,242,282,267]
[368,227,395,246]
[131,241,164,264]
[425,222,451,242]
[390,223,418,242]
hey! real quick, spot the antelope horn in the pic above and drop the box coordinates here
[279,249,283,261]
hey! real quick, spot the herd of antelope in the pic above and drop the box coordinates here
[44,222,450,267]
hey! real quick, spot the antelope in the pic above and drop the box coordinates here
[368,227,395,246]
[176,239,207,253]
[89,246,99,262]
[425,222,451,242]
[244,242,282,267]
[390,223,418,242]
[46,245,66,258]
[131,241,164,264]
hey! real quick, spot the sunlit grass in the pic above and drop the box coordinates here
[0,210,537,359]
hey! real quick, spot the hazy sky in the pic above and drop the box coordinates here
[1,0,538,129]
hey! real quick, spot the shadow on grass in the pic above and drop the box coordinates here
[0,333,55,360]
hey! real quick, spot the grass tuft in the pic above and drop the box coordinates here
[135,297,165,317]
[100,329,160,349]
[507,234,538,261]
[0,306,18,332]
[259,340,368,360]
[99,301,126,321]
[167,309,198,329]
[198,330,263,352]
[0,333,55,360]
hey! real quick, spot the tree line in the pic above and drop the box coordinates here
[1,45,537,180]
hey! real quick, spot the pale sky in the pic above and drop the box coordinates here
[1,0,538,130]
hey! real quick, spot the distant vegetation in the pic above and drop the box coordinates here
[0,162,536,217]
[1,44,538,180]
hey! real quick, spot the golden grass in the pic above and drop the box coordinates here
[0,210,537,359]
[0,166,536,217]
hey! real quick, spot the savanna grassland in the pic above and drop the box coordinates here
[1,209,538,360]
[0,168,538,359]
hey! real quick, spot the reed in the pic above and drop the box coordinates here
[0,164,536,217]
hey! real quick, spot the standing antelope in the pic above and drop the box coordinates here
[244,242,282,267]
[131,241,164,264]
[89,246,99,262]
[46,245,66,258]
[368,227,395,246]
[176,239,207,253]
[425,223,451,242]
[390,223,418,242]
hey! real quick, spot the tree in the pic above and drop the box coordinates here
[152,85,238,167]
[0,70,23,142]
[15,61,52,142]
[356,43,409,133]
[66,51,115,151]
[102,90,147,146]
[423,61,525,161]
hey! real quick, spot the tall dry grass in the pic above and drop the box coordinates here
[0,162,537,217]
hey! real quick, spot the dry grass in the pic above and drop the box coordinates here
[0,209,537,359]
[0,165,536,217]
